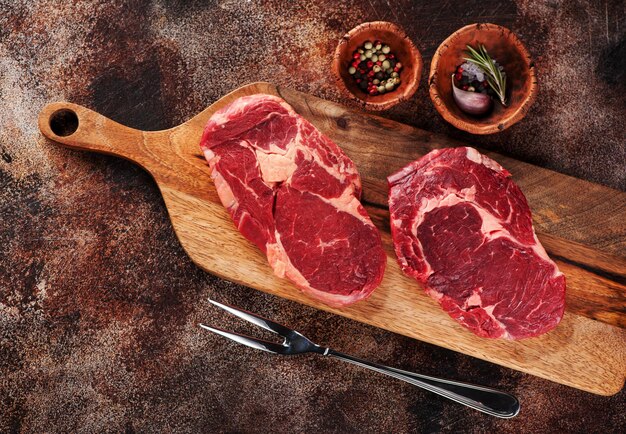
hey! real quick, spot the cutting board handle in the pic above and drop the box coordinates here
[38,102,154,169]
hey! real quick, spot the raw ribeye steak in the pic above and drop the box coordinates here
[200,94,386,307]
[388,147,565,339]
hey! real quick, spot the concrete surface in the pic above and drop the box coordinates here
[1,0,624,432]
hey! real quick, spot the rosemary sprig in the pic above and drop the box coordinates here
[464,44,507,106]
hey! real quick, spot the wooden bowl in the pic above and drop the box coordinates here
[333,21,422,111]
[429,23,537,134]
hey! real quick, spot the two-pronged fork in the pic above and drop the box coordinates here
[199,299,520,418]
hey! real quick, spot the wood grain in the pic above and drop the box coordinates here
[38,82,626,396]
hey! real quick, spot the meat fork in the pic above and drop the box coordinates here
[199,300,520,418]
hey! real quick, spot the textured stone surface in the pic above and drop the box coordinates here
[1,0,624,432]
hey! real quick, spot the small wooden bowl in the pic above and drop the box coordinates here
[429,23,537,134]
[333,21,422,111]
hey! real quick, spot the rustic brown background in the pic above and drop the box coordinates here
[1,0,625,433]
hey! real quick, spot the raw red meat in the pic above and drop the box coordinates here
[388,147,565,339]
[200,94,386,307]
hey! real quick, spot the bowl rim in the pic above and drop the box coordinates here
[333,21,423,111]
[429,23,537,134]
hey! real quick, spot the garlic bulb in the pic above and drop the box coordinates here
[451,75,493,116]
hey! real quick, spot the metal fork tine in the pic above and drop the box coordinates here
[208,299,293,336]
[198,324,285,354]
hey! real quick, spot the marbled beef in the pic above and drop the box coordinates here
[200,94,386,307]
[388,147,565,339]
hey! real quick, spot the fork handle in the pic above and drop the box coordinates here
[325,349,520,418]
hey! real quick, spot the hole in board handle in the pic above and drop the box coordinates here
[49,109,79,137]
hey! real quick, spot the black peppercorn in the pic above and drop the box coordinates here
[348,41,402,95]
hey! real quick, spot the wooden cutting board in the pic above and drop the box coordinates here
[38,82,626,396]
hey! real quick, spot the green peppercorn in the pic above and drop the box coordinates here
[349,39,402,95]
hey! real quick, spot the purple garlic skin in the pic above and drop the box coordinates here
[451,75,493,116]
